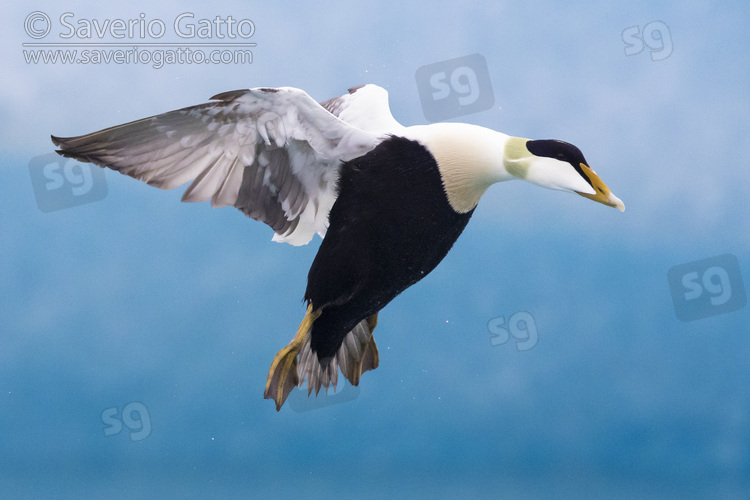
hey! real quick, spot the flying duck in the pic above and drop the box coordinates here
[51,84,624,411]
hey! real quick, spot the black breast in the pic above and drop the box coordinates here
[304,135,475,359]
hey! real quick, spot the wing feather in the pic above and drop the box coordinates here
[320,84,405,136]
[52,87,379,245]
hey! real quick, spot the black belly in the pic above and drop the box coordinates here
[304,136,474,359]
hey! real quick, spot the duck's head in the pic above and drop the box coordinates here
[504,137,625,212]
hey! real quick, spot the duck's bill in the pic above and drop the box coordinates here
[575,163,625,212]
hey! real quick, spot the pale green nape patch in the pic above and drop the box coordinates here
[503,137,531,179]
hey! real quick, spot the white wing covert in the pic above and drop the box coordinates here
[320,84,405,136]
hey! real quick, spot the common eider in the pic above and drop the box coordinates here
[51,84,625,411]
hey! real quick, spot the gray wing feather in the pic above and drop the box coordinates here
[320,84,366,117]
[52,87,379,245]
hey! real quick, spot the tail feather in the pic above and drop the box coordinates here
[297,317,379,396]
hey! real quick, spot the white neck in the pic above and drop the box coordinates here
[402,123,514,213]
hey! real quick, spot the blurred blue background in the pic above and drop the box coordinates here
[2,1,749,497]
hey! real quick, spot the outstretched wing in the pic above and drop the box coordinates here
[52,87,379,245]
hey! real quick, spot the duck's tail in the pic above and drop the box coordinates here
[297,314,380,396]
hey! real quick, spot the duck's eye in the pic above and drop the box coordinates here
[556,153,566,161]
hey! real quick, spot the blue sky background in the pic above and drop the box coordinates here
[2,1,750,497]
